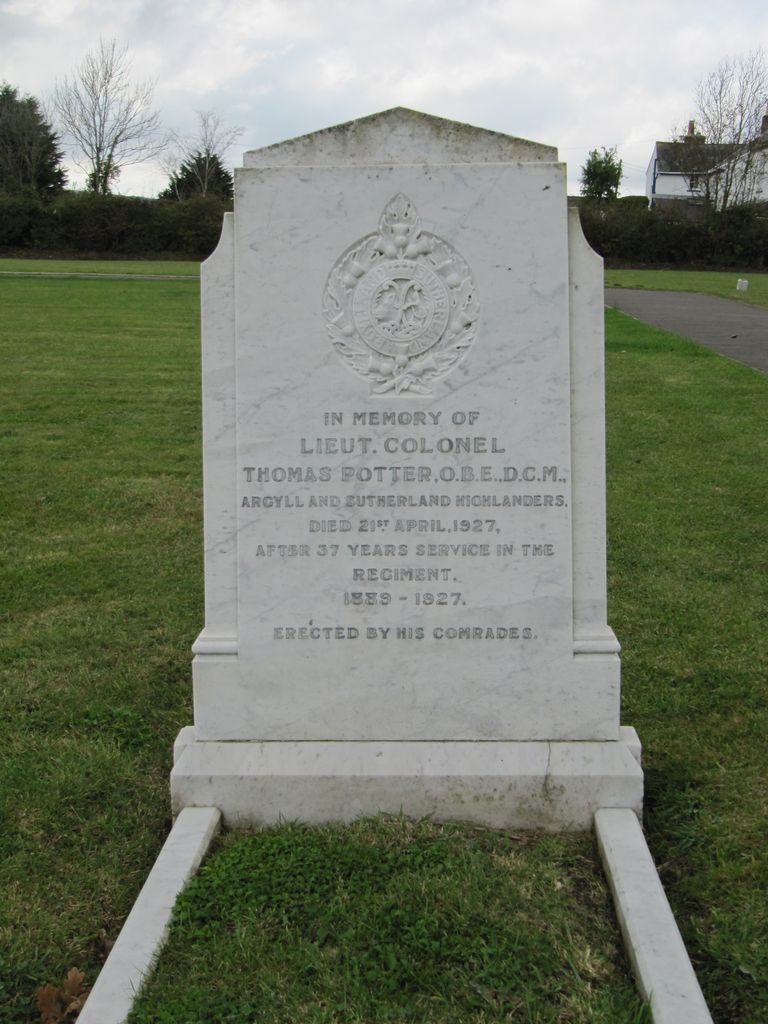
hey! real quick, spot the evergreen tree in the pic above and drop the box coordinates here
[579,146,623,202]
[159,151,234,200]
[0,83,66,198]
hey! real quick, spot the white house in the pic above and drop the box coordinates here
[646,117,768,208]
[725,129,768,204]
[646,122,729,207]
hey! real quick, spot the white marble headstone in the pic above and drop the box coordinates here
[172,108,642,828]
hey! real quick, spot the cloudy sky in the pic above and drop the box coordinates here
[2,0,767,197]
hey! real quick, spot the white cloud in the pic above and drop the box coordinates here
[2,0,768,197]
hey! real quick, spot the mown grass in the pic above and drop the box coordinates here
[129,820,648,1024]
[0,276,202,1023]
[605,267,768,308]
[1,271,766,1023]
[0,258,199,276]
[605,308,767,1024]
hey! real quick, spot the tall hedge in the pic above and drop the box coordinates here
[0,192,231,257]
[2,191,766,266]
[0,196,43,247]
[578,197,768,268]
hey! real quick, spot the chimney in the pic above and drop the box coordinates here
[683,120,705,144]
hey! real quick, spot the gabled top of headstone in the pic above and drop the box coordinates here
[242,107,558,167]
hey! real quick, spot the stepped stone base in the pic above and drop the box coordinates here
[171,726,642,831]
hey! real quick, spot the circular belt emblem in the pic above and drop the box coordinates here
[353,259,450,357]
[322,194,480,395]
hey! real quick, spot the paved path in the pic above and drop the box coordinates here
[605,288,768,374]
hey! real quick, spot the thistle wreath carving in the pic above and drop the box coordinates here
[322,194,480,395]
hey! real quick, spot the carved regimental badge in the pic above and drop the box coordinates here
[323,194,480,394]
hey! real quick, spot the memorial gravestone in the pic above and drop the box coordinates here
[171,108,643,828]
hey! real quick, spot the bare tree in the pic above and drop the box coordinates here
[694,49,768,208]
[53,38,163,194]
[162,110,243,199]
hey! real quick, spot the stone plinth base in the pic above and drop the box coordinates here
[171,727,642,831]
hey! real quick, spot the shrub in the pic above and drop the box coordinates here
[579,197,768,267]
[0,195,44,247]
[156,195,229,255]
[0,192,231,258]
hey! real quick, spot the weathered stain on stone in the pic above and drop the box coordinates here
[243,106,558,168]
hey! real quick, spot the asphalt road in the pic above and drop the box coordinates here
[605,288,768,374]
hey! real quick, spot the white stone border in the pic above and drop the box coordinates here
[77,807,221,1024]
[595,808,713,1024]
[76,804,714,1024]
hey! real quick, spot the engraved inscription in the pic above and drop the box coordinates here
[323,194,480,394]
[239,405,570,644]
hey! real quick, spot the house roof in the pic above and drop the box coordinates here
[242,107,558,167]
[654,140,734,174]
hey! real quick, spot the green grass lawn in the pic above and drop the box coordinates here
[1,271,766,1023]
[0,276,202,1023]
[604,309,767,1024]
[605,267,768,308]
[0,257,200,276]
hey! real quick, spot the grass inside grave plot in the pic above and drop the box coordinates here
[0,270,767,1023]
[604,267,768,308]
[128,819,649,1024]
